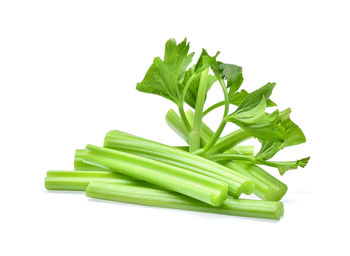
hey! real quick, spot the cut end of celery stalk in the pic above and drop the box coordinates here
[275,201,284,219]
[265,183,288,201]
[211,183,229,207]
[74,149,107,171]
[44,170,144,191]
[45,177,88,191]
[235,179,255,198]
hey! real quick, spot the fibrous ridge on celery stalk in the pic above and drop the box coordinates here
[86,183,284,220]
[74,149,106,171]
[45,170,144,191]
[81,145,228,206]
[104,130,254,197]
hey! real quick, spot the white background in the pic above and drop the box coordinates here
[1,0,349,255]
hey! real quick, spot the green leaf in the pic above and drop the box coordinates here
[255,140,282,160]
[219,63,243,93]
[184,67,217,108]
[279,109,306,148]
[256,108,307,160]
[208,153,310,176]
[136,38,194,104]
[210,59,223,80]
[229,89,276,107]
[194,49,219,72]
[235,82,276,113]
[183,49,219,108]
[229,96,267,124]
[259,156,310,176]
[226,83,284,141]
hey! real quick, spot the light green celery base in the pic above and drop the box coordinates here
[86,183,284,220]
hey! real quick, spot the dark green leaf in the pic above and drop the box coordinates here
[194,49,219,72]
[255,140,282,160]
[183,66,217,108]
[136,38,194,104]
[257,156,310,175]
[235,82,276,113]
[182,49,219,108]
[226,83,284,141]
[219,63,243,93]
[256,108,307,160]
[229,89,276,107]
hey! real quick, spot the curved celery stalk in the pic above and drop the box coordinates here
[82,145,228,206]
[104,131,254,198]
[86,183,284,220]
[74,149,106,171]
[165,109,288,201]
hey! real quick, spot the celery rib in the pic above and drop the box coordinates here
[47,170,133,179]
[45,170,141,191]
[45,177,140,191]
[165,109,288,201]
[226,162,287,201]
[233,145,255,156]
[86,183,284,220]
[174,145,254,156]
[104,130,254,197]
[81,145,228,206]
[74,149,106,171]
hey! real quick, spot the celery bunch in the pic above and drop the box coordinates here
[45,38,310,220]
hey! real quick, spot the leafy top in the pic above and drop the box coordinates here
[226,83,285,141]
[137,38,194,104]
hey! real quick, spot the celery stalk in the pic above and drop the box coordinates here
[165,109,288,201]
[45,170,142,191]
[81,145,228,206]
[104,131,254,197]
[45,177,140,191]
[47,170,133,179]
[234,145,255,156]
[185,109,251,156]
[226,162,288,201]
[174,145,254,156]
[166,109,251,155]
[86,182,284,220]
[74,149,106,171]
